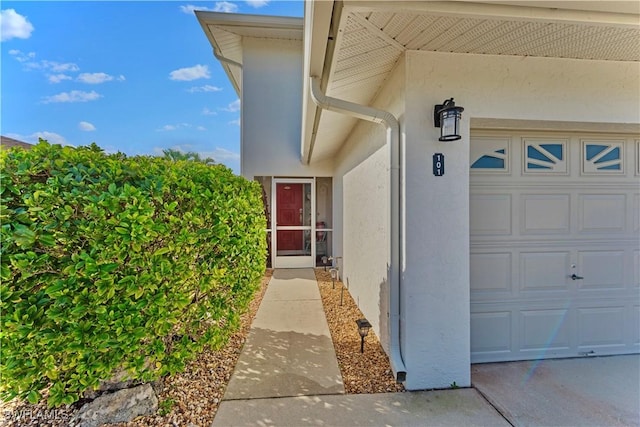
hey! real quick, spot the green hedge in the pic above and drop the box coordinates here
[0,141,266,407]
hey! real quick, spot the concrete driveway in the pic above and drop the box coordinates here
[472,355,640,427]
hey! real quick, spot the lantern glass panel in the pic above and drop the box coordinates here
[442,112,457,138]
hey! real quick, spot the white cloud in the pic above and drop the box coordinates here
[8,51,82,78]
[180,4,216,14]
[8,49,35,62]
[197,126,207,131]
[214,2,238,13]
[245,0,269,7]
[41,90,102,104]
[202,107,217,116]
[156,123,192,132]
[158,144,240,163]
[169,64,210,81]
[77,72,115,84]
[7,131,69,146]
[187,84,222,93]
[229,118,240,126]
[205,147,240,162]
[33,132,69,146]
[48,73,72,84]
[78,121,96,131]
[152,144,192,156]
[40,60,79,73]
[1,9,34,42]
[117,75,126,81]
[154,145,240,165]
[100,145,120,155]
[222,99,240,112]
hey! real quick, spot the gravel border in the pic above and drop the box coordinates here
[315,269,405,394]
[1,268,404,426]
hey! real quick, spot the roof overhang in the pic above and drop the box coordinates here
[196,11,303,96]
[302,1,640,165]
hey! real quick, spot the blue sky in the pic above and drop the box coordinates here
[1,1,303,173]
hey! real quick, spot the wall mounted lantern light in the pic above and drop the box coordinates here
[434,98,464,142]
[355,318,372,353]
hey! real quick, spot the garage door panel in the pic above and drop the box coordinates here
[634,194,640,232]
[632,306,640,345]
[521,194,570,234]
[578,306,626,348]
[470,252,512,294]
[470,136,511,174]
[634,250,640,287]
[520,251,571,292]
[471,132,639,363]
[471,311,512,356]
[577,250,625,290]
[520,308,572,352]
[470,194,512,235]
[523,138,568,175]
[579,194,626,233]
[581,139,625,175]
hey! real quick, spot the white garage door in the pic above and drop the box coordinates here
[470,132,639,363]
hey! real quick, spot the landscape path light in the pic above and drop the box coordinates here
[330,267,338,289]
[355,318,372,353]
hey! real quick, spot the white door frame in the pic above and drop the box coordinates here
[271,177,316,268]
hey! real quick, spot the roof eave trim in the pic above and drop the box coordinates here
[195,11,303,31]
[301,1,338,165]
[196,11,241,95]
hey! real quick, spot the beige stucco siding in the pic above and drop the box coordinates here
[408,51,640,125]
[241,37,333,178]
[332,57,406,354]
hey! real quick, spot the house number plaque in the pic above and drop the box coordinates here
[433,153,445,176]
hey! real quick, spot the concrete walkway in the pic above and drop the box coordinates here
[213,269,638,426]
[213,269,508,426]
[214,389,510,426]
[221,268,344,400]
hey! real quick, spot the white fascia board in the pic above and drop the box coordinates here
[195,11,303,32]
[196,11,242,95]
[343,0,640,28]
[301,1,335,165]
[196,12,304,96]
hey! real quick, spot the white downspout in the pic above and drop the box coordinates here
[309,76,406,383]
[212,48,243,69]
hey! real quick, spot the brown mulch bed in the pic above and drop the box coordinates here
[314,269,405,394]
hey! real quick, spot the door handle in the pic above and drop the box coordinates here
[571,274,584,280]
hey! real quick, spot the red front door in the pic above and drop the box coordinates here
[276,183,303,251]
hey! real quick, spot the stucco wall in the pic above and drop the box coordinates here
[243,35,639,391]
[241,37,333,178]
[401,50,640,390]
[333,57,406,353]
[417,52,640,125]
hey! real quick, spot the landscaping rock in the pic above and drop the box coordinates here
[82,370,142,400]
[72,384,158,427]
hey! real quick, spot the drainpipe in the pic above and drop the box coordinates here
[212,48,242,69]
[309,77,407,383]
